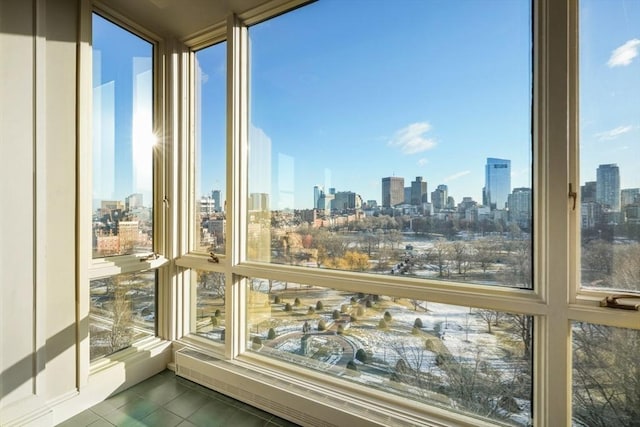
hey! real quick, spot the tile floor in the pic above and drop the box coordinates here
[57,370,300,427]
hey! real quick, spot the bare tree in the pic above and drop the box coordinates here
[573,322,640,427]
[108,275,133,353]
[474,238,498,273]
[506,314,533,360]
[427,238,450,278]
[475,309,501,334]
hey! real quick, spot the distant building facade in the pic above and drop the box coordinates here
[382,177,404,208]
[596,163,620,211]
[484,158,511,210]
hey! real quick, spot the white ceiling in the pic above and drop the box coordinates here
[102,0,276,40]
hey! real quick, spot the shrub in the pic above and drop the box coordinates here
[414,318,423,328]
[395,358,408,373]
[357,292,365,299]
[294,297,301,307]
[435,353,452,366]
[332,309,341,320]
[284,302,292,312]
[210,316,218,326]
[274,295,281,304]
[214,309,221,317]
[365,299,373,308]
[378,318,388,329]
[355,348,368,363]
[340,304,349,313]
[350,296,357,305]
[337,325,344,335]
[425,339,436,352]
[383,311,392,322]
[317,319,327,331]
[316,300,324,310]
[346,360,358,371]
[307,306,315,314]
[267,328,276,340]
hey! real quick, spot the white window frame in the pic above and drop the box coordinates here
[77,0,171,388]
[169,0,640,426]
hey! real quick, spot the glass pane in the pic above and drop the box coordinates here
[90,271,156,361]
[572,322,640,425]
[579,1,640,292]
[248,0,533,288]
[192,270,226,342]
[194,43,227,254]
[247,278,533,425]
[92,14,154,258]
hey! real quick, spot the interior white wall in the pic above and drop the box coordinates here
[1,0,82,424]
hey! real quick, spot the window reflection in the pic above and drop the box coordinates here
[194,43,226,254]
[92,14,154,257]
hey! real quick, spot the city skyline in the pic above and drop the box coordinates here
[94,0,640,213]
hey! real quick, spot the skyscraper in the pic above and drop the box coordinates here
[410,176,428,205]
[484,158,511,210]
[596,164,620,211]
[382,177,404,208]
[313,185,323,209]
[431,184,448,210]
[212,190,221,212]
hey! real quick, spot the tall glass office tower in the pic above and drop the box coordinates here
[484,158,511,210]
[596,163,620,211]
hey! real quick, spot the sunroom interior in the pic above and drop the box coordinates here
[2,0,640,426]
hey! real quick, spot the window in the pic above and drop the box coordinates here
[579,0,640,294]
[247,0,533,289]
[89,13,158,361]
[247,278,533,424]
[194,42,227,255]
[571,1,640,424]
[239,1,535,425]
[171,1,640,426]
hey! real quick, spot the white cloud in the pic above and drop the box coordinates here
[443,170,471,182]
[417,158,429,167]
[607,39,640,67]
[595,125,633,140]
[388,122,436,154]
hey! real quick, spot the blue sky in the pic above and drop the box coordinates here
[95,0,640,211]
[580,0,640,188]
[93,14,154,207]
[247,0,532,209]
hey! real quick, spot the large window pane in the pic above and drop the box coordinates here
[248,0,533,288]
[572,322,640,426]
[92,14,154,258]
[192,270,226,342]
[194,43,226,254]
[579,1,640,292]
[90,271,156,361]
[247,278,533,425]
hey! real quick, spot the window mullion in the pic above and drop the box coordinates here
[540,0,572,424]
[227,14,249,359]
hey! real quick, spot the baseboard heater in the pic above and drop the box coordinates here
[174,347,410,427]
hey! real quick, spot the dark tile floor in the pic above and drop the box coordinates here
[57,370,300,427]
